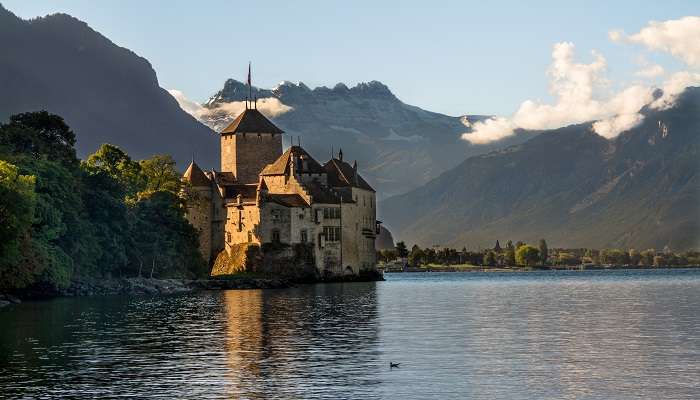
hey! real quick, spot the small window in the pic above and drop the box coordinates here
[272,229,280,243]
[300,230,308,243]
[271,209,281,222]
[247,231,252,243]
[226,232,231,243]
[323,226,341,242]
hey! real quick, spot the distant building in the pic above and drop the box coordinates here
[183,104,380,277]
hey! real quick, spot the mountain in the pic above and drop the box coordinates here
[0,5,217,167]
[380,87,700,251]
[198,79,535,198]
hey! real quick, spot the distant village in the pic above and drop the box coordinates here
[378,240,700,272]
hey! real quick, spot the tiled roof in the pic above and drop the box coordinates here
[183,161,210,186]
[324,158,375,192]
[261,146,324,176]
[265,193,309,208]
[223,184,258,201]
[220,108,284,134]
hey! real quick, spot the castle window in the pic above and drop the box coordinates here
[272,229,281,243]
[300,230,308,243]
[323,226,341,242]
[323,207,340,219]
[226,232,231,243]
[247,231,252,243]
[271,209,281,222]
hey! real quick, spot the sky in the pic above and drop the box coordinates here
[3,0,699,118]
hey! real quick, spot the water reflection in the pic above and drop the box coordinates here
[2,271,700,399]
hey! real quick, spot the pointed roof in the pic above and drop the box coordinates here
[261,146,324,176]
[183,161,211,186]
[324,158,375,192]
[220,108,284,134]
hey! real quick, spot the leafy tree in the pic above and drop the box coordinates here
[0,111,77,165]
[516,245,540,267]
[408,244,425,266]
[628,248,641,265]
[538,239,548,265]
[483,250,496,267]
[139,154,181,194]
[0,161,36,288]
[131,191,206,278]
[395,241,409,258]
[640,249,655,266]
[504,246,516,266]
[83,144,143,198]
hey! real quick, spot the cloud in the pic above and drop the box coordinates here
[462,42,654,144]
[168,89,293,121]
[651,71,700,110]
[612,16,700,67]
[463,16,700,145]
[635,64,665,78]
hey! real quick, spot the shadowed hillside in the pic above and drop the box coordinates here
[381,87,700,251]
[0,5,217,168]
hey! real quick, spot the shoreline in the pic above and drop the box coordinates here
[0,271,385,307]
[383,264,700,273]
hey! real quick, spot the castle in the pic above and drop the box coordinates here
[183,103,380,278]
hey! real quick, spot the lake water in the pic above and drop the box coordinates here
[2,269,700,399]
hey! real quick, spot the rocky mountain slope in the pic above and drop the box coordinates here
[199,79,534,198]
[381,87,700,251]
[0,5,217,167]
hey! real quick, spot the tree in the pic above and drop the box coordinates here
[408,244,425,266]
[538,239,548,265]
[516,245,540,267]
[504,246,516,266]
[628,248,641,265]
[83,144,143,198]
[483,250,496,267]
[0,161,36,288]
[0,111,77,166]
[395,241,409,258]
[139,154,181,194]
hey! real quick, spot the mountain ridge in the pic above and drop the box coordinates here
[380,87,700,250]
[0,4,218,168]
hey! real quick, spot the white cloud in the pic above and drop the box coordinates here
[635,64,665,78]
[460,117,516,144]
[613,16,700,67]
[463,16,700,145]
[462,42,654,144]
[168,89,293,121]
[651,71,700,110]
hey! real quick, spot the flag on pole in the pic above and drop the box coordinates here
[247,62,251,87]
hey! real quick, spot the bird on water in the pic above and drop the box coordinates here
[390,362,400,369]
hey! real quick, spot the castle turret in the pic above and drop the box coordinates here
[219,107,284,183]
[183,160,214,262]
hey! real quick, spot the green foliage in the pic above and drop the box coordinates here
[504,246,516,266]
[139,155,181,194]
[83,144,144,199]
[0,112,207,291]
[516,245,540,267]
[0,111,77,165]
[395,241,409,258]
[483,250,496,267]
[0,160,37,287]
[538,239,548,265]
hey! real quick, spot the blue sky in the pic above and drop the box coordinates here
[3,0,698,116]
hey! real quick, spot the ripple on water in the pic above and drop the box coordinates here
[1,270,700,399]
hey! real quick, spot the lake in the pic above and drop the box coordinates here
[2,269,700,399]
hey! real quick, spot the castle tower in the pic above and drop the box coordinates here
[219,107,284,183]
[183,160,214,262]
